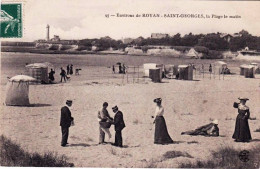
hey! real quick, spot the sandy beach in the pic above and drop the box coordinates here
[0,52,260,167]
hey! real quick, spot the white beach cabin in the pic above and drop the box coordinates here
[143,63,163,77]
[5,75,37,106]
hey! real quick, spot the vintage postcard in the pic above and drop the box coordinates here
[0,0,260,168]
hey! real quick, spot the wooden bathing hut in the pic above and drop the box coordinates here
[164,64,178,79]
[243,65,255,78]
[25,62,53,84]
[149,68,162,82]
[178,65,193,80]
[240,64,248,75]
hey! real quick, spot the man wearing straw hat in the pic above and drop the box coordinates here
[111,105,125,147]
[60,100,74,147]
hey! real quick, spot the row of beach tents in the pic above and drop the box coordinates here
[143,61,259,82]
[4,61,260,106]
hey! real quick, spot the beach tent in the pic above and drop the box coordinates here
[243,65,255,78]
[215,61,228,74]
[164,64,178,79]
[5,75,37,106]
[25,62,53,84]
[178,65,193,80]
[250,63,259,74]
[149,68,162,82]
[186,48,199,58]
[143,63,163,77]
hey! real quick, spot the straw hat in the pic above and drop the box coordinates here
[212,119,218,125]
[112,105,118,111]
[238,97,249,101]
[66,100,72,104]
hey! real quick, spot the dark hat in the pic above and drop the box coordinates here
[153,98,162,103]
[66,100,73,104]
[112,105,118,111]
[238,97,249,101]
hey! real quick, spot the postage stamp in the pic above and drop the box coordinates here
[1,3,22,38]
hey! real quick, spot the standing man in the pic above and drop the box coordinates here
[60,67,66,82]
[60,100,74,147]
[98,102,113,144]
[70,64,73,75]
[112,106,125,147]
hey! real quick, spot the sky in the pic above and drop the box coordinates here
[1,0,260,41]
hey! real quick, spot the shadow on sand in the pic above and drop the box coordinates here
[68,143,91,147]
[28,103,52,107]
[251,139,260,142]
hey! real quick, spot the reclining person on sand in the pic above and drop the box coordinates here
[181,120,219,137]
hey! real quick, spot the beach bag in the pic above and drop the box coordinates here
[233,102,239,108]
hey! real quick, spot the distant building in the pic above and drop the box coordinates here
[220,34,233,42]
[122,38,134,44]
[151,33,169,39]
[51,35,60,42]
[220,33,243,42]
[233,33,242,37]
[101,36,112,40]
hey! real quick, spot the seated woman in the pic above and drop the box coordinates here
[181,119,219,137]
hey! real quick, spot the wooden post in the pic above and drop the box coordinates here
[213,65,215,79]
[137,66,139,83]
[122,73,124,84]
[133,66,135,83]
[219,68,220,80]
[203,67,204,78]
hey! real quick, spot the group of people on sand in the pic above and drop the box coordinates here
[112,63,127,74]
[67,64,74,75]
[60,100,125,147]
[48,64,80,83]
[60,96,252,148]
[59,65,74,83]
[181,97,252,142]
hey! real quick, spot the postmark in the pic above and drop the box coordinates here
[1,3,22,38]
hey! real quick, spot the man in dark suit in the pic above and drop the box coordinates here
[112,106,125,147]
[60,100,74,147]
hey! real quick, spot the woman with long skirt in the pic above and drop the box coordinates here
[232,97,252,142]
[152,98,173,144]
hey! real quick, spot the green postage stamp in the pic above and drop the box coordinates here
[1,3,22,38]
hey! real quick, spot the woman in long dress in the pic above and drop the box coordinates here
[232,97,252,142]
[152,98,173,144]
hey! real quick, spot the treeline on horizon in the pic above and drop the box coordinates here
[2,30,260,53]
[78,30,260,52]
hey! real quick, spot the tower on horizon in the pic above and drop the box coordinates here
[46,24,50,41]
